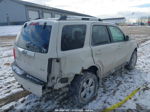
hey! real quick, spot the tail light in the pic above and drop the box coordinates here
[13,48,16,59]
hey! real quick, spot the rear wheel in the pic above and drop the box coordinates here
[126,50,137,70]
[70,72,98,107]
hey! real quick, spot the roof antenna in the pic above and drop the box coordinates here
[35,17,41,20]
[98,19,102,21]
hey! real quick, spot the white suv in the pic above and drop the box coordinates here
[12,16,138,106]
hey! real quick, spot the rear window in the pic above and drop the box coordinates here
[16,23,52,53]
[61,25,86,51]
[92,25,110,46]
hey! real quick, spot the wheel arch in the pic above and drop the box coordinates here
[72,65,102,84]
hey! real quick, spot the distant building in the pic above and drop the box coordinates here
[0,0,91,25]
[102,17,126,25]
[138,16,150,26]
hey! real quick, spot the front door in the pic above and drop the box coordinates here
[108,26,129,68]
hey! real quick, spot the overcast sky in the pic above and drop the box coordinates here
[24,0,150,19]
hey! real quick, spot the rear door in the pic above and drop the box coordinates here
[91,25,117,76]
[15,22,53,82]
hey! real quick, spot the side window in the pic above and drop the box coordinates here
[92,25,110,46]
[61,25,86,51]
[108,26,125,42]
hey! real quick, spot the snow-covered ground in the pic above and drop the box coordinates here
[0,25,22,37]
[0,47,23,100]
[0,39,150,111]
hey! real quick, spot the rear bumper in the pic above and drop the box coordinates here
[12,62,46,96]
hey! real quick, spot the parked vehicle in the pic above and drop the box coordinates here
[12,16,138,106]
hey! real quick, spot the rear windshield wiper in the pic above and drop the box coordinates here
[26,42,47,53]
[43,22,47,29]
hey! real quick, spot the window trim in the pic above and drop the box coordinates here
[91,25,111,46]
[61,24,87,51]
[107,25,126,43]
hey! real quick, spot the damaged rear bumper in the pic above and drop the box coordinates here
[12,62,46,96]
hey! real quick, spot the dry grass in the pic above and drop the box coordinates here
[0,36,16,42]
[120,26,150,37]
[120,26,150,44]
[0,36,16,47]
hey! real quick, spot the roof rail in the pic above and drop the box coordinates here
[59,16,102,21]
[59,15,67,20]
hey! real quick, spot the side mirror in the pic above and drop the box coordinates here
[125,35,129,41]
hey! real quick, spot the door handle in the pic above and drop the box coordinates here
[118,45,123,49]
[97,49,101,52]
[95,50,102,55]
[95,52,102,55]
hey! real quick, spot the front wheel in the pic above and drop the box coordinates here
[70,72,98,106]
[126,50,137,70]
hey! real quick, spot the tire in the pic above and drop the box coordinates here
[70,72,98,107]
[126,50,137,70]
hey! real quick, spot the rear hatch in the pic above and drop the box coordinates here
[14,22,52,82]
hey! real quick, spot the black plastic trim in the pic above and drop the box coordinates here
[47,58,52,74]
